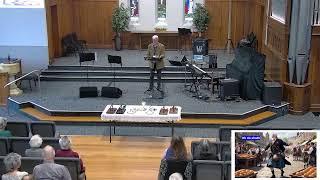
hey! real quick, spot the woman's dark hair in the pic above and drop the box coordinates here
[170,136,187,160]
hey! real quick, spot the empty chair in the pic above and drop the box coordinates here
[6,121,30,137]
[0,138,9,156]
[0,156,6,176]
[224,161,231,180]
[55,157,81,180]
[193,160,224,180]
[9,137,30,156]
[220,142,231,161]
[158,159,192,180]
[42,138,60,150]
[30,121,56,137]
[19,157,43,174]
[219,126,244,141]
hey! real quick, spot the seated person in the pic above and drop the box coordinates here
[56,136,86,179]
[25,134,44,157]
[2,153,31,180]
[163,136,188,160]
[193,139,218,160]
[33,145,71,180]
[0,117,12,137]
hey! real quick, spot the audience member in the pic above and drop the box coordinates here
[25,134,44,157]
[33,145,71,180]
[2,153,30,180]
[169,173,183,180]
[0,117,12,137]
[163,136,188,160]
[56,136,86,179]
[193,139,218,160]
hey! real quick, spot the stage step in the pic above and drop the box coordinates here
[48,65,225,72]
[20,107,277,126]
[40,75,213,83]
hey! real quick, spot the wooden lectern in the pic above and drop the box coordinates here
[0,73,9,106]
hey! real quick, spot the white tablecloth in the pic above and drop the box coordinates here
[101,105,182,123]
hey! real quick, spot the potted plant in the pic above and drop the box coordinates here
[193,3,210,38]
[112,3,130,51]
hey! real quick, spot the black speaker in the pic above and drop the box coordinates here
[263,82,282,105]
[219,78,240,101]
[192,38,208,55]
[79,87,98,98]
[101,87,122,98]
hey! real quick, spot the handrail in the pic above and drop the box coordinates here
[4,69,42,88]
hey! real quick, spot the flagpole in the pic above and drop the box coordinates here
[225,0,234,53]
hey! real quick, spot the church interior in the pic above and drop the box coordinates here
[0,0,319,179]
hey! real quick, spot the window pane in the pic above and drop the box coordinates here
[184,0,194,18]
[157,0,166,19]
[130,0,139,17]
[271,0,286,23]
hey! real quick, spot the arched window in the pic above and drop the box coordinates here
[157,0,166,20]
[130,0,139,18]
[184,0,194,20]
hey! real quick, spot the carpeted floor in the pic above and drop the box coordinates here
[12,81,268,114]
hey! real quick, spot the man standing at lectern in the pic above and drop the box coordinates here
[146,35,165,92]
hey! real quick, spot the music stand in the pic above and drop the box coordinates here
[108,55,122,87]
[79,52,96,81]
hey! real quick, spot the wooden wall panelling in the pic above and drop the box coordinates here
[308,26,320,111]
[73,0,118,48]
[0,73,9,106]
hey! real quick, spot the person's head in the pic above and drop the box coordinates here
[59,136,72,150]
[170,136,187,160]
[29,134,43,148]
[199,139,210,153]
[42,145,55,162]
[169,173,183,180]
[3,153,22,172]
[152,35,159,45]
[0,117,7,130]
[272,134,278,141]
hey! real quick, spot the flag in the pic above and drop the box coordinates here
[185,0,189,14]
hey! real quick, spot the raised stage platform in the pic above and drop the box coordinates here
[10,49,289,127]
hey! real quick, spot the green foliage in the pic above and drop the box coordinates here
[192,3,210,32]
[112,3,130,34]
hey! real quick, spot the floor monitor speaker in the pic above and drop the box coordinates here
[79,87,98,98]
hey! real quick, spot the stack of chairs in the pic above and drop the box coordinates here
[61,32,87,56]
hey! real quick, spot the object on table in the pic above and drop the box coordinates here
[159,106,168,115]
[116,105,126,114]
[235,169,257,178]
[106,105,118,114]
[290,166,316,178]
[169,106,178,114]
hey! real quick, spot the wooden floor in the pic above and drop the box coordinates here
[21,107,276,126]
[69,136,203,180]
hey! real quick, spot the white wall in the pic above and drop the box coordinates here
[120,0,204,31]
[0,6,48,73]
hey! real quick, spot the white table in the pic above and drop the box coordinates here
[101,105,182,142]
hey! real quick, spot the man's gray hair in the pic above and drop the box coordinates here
[0,117,7,130]
[29,134,43,148]
[169,173,183,180]
[3,153,22,172]
[42,145,55,161]
[152,35,159,40]
[59,136,72,150]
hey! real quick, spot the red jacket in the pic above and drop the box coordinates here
[56,149,85,172]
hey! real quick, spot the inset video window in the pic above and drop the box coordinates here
[231,130,318,180]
